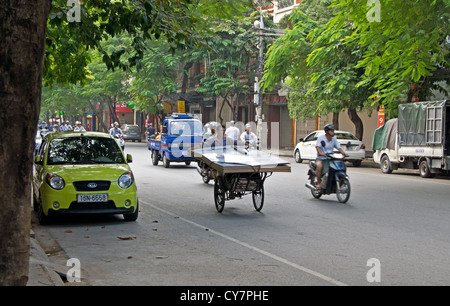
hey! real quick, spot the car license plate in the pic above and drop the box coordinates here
[77,193,108,203]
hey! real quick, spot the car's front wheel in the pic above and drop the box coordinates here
[37,197,51,225]
[124,201,139,221]
[294,149,303,163]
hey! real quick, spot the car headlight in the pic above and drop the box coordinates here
[46,173,65,190]
[118,172,133,189]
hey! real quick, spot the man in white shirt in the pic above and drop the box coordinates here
[74,121,86,131]
[240,123,257,148]
[315,124,348,189]
[225,121,240,143]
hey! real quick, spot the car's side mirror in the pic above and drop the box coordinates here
[299,138,304,142]
[34,155,43,164]
[162,126,168,134]
[126,154,133,163]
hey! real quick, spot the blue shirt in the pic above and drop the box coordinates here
[316,134,341,160]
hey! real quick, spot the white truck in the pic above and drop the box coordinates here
[372,100,450,178]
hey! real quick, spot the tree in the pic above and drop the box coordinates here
[263,0,376,140]
[126,40,181,123]
[321,0,449,111]
[187,14,274,123]
[0,0,253,285]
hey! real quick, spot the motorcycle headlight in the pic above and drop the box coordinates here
[46,173,65,190]
[118,172,133,189]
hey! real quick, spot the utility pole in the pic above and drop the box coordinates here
[254,5,264,149]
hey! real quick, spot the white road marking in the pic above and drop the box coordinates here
[140,199,348,286]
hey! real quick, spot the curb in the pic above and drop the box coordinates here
[28,237,65,286]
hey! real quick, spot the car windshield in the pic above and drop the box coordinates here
[127,126,139,132]
[47,137,126,165]
[169,120,203,137]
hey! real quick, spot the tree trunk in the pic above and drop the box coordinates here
[347,108,364,140]
[332,112,339,130]
[0,0,51,285]
[88,100,109,132]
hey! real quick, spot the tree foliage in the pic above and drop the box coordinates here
[321,0,449,108]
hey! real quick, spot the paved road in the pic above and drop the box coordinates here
[32,142,450,286]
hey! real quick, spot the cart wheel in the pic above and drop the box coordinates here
[214,176,226,213]
[252,185,264,212]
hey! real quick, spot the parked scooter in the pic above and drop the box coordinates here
[305,151,351,203]
[115,134,125,151]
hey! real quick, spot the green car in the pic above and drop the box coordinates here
[33,131,138,224]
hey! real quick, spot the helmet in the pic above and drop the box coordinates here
[324,124,335,132]
[114,122,119,126]
[230,120,235,126]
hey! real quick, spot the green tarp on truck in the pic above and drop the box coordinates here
[372,100,449,150]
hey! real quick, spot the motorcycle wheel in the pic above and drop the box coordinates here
[202,173,210,184]
[310,179,322,199]
[336,178,351,203]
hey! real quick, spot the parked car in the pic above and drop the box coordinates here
[122,124,141,142]
[294,130,366,167]
[32,131,139,224]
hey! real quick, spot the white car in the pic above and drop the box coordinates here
[294,130,366,167]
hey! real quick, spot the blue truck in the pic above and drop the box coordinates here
[148,113,204,168]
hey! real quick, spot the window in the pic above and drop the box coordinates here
[47,137,125,165]
[426,106,443,144]
[304,132,318,142]
[278,0,295,9]
[335,132,358,140]
[169,121,203,137]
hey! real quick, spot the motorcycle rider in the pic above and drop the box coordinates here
[315,124,348,190]
[225,120,240,144]
[109,122,123,137]
[240,123,257,148]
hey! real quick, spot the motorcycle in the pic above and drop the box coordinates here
[197,160,215,184]
[305,151,351,203]
[114,134,125,151]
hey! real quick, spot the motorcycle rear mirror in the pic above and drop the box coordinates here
[321,141,326,147]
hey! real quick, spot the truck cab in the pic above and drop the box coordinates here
[148,113,203,168]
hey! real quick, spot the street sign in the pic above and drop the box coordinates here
[178,100,185,113]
